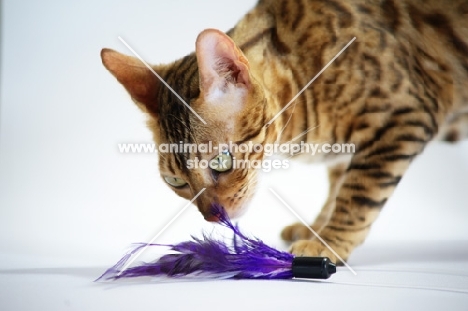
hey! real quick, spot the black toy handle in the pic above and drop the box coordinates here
[292,257,337,279]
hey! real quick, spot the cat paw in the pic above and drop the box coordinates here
[281,223,317,242]
[289,240,348,265]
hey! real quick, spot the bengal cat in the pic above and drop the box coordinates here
[101,0,468,263]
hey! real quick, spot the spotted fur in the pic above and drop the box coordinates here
[102,0,468,263]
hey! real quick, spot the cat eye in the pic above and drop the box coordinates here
[164,176,188,188]
[209,150,233,172]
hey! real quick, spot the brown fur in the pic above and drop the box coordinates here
[101,0,468,263]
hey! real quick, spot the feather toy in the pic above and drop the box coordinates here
[97,204,336,281]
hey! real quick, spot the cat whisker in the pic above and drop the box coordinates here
[240,172,257,192]
[241,177,254,191]
[156,150,168,161]
[270,124,321,157]
[166,114,189,127]
[283,139,335,160]
[268,137,334,158]
[276,98,302,140]
[166,114,201,145]
[284,124,320,145]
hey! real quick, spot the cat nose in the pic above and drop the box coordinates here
[204,214,219,222]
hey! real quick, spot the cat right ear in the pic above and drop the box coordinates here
[196,29,251,98]
[101,48,159,113]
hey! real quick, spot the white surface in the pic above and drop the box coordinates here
[1,242,468,311]
[1,0,468,310]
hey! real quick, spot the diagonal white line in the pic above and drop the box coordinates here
[286,125,320,145]
[117,188,206,275]
[265,37,356,127]
[275,125,320,157]
[118,36,207,125]
[269,188,357,275]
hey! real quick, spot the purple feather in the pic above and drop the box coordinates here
[97,204,295,280]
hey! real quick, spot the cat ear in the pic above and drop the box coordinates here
[196,29,250,97]
[101,48,159,113]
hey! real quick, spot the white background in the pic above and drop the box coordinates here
[1,1,468,310]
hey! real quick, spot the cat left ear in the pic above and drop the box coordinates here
[101,48,159,113]
[196,29,250,97]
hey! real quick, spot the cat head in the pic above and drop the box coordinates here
[101,29,278,220]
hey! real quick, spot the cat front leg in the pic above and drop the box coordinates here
[281,162,347,241]
[289,115,435,263]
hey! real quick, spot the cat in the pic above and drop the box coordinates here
[101,0,468,263]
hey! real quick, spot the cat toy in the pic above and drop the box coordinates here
[97,204,336,281]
